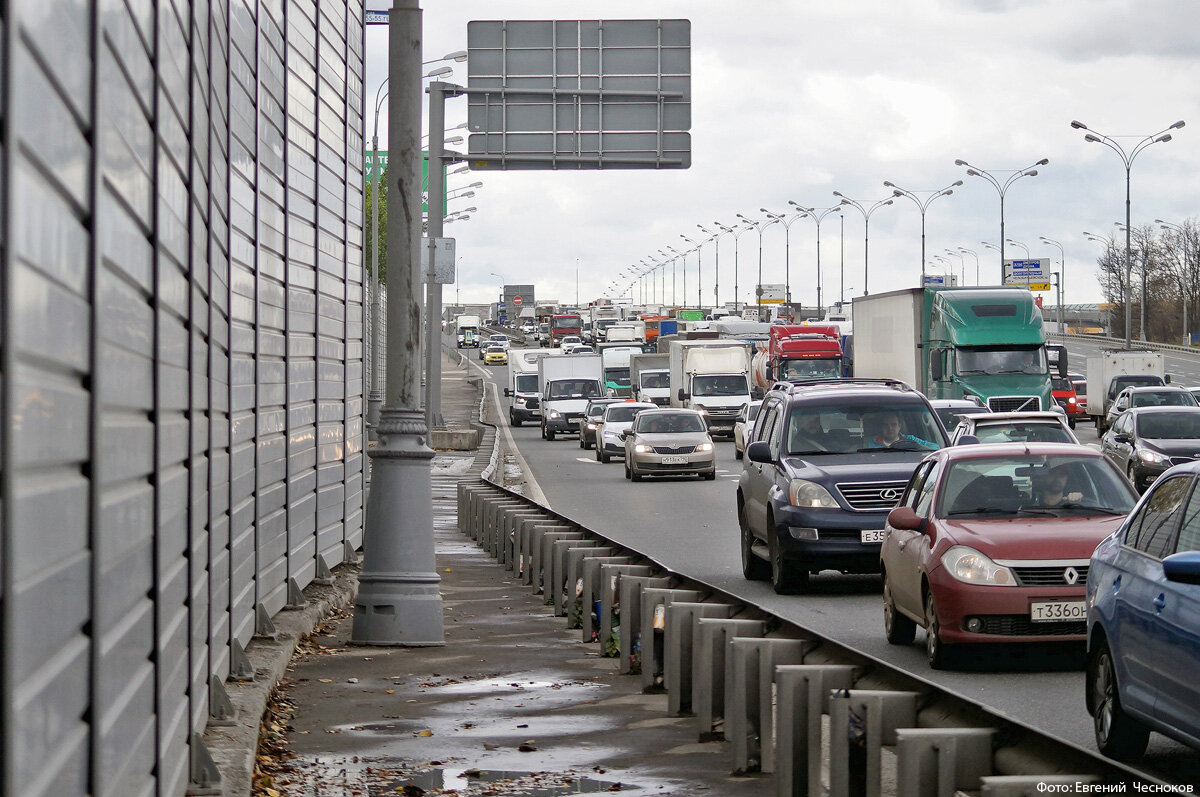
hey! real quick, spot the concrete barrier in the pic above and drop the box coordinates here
[638,588,705,693]
[664,602,735,717]
[726,637,808,774]
[894,727,994,797]
[694,618,767,742]
[598,564,657,657]
[773,664,857,797]
[429,427,482,450]
[617,574,674,674]
[547,540,604,612]
[531,529,586,593]
[561,545,620,622]
[827,689,920,797]
[579,556,640,642]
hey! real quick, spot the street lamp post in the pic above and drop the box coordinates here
[955,157,1049,283]
[1039,237,1066,332]
[1005,238,1030,258]
[1072,119,1185,349]
[791,203,842,312]
[831,193,894,295]
[714,222,753,313]
[680,234,708,310]
[1157,219,1193,344]
[736,213,781,320]
[957,248,979,286]
[762,208,809,308]
[1085,231,1124,337]
[884,180,961,278]
[698,224,724,310]
[943,249,966,286]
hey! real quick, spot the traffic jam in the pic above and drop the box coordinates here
[461,288,1200,765]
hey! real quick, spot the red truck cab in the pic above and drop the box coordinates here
[1051,374,1085,429]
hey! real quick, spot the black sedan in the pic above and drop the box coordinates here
[1100,406,1200,492]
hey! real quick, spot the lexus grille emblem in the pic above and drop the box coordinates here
[880,488,901,501]
[1064,567,1079,585]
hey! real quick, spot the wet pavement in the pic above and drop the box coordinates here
[263,353,771,796]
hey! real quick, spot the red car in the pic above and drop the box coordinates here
[880,443,1138,668]
[1052,375,1085,428]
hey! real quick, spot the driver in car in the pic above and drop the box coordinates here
[865,412,938,450]
[1033,465,1083,506]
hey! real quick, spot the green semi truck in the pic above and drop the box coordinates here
[852,286,1060,412]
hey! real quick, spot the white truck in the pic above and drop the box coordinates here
[455,314,481,348]
[590,306,622,343]
[668,339,753,436]
[504,348,553,427]
[538,354,604,440]
[606,320,646,344]
[630,352,671,406]
[600,346,641,397]
[1085,350,1169,431]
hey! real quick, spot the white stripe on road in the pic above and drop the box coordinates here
[576,457,599,465]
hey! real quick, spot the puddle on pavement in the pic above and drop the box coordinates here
[398,767,639,794]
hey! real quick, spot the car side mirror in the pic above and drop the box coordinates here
[618,431,628,441]
[1112,433,1131,444]
[746,440,773,464]
[887,506,927,533]
[504,388,513,397]
[1057,355,1068,378]
[1163,551,1200,585]
[930,349,944,382]
[1166,374,1173,384]
[678,388,689,401]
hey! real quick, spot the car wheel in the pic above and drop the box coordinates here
[883,572,917,645]
[631,466,643,482]
[1126,461,1141,492]
[511,414,522,428]
[1088,639,1150,761]
[739,503,769,581]
[924,590,951,669]
[1068,417,1077,429]
[579,434,586,449]
[624,461,631,480]
[703,470,716,480]
[599,450,610,464]
[735,446,744,460]
[769,527,808,594]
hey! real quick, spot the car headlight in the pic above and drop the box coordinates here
[603,430,619,438]
[634,444,652,454]
[940,546,1017,587]
[1138,449,1169,465]
[515,397,527,406]
[787,479,839,508]
[587,422,599,430]
[697,442,713,452]
[548,410,561,419]
[1067,397,1076,404]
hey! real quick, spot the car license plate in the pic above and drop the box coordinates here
[860,529,886,544]
[1030,601,1086,622]
[661,455,688,465]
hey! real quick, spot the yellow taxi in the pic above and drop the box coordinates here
[483,345,509,365]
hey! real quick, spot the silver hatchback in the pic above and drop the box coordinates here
[622,409,716,481]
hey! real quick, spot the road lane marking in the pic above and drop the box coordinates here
[576,457,599,465]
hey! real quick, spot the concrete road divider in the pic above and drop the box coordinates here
[664,602,735,717]
[694,617,767,742]
[774,664,857,797]
[618,574,674,674]
[638,587,705,693]
[598,564,657,657]
[562,546,622,626]
[579,556,640,642]
[827,689,919,797]
[727,637,809,775]
[894,727,994,797]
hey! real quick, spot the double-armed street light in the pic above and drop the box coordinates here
[884,180,961,278]
[943,249,966,285]
[957,247,980,286]
[761,207,809,306]
[697,225,724,310]
[955,157,1048,282]
[831,192,893,296]
[736,213,781,320]
[1005,238,1030,258]
[790,202,842,312]
[681,234,711,309]
[714,221,754,313]
[1071,119,1185,349]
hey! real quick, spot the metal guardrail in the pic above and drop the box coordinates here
[455,478,1159,793]
[1052,332,1200,356]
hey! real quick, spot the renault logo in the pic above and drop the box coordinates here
[1064,567,1079,585]
[880,488,901,501]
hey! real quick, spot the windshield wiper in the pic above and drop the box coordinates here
[1057,503,1125,515]
[945,508,1021,516]
[789,449,834,456]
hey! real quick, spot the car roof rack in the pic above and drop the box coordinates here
[776,377,916,394]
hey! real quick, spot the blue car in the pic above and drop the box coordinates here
[1086,462,1200,761]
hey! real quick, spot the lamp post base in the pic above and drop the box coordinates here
[352,406,445,646]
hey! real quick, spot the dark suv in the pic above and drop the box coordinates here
[737,379,948,593]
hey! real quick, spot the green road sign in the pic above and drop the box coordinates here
[364,151,445,214]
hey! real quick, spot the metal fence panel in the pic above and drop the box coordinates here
[0,0,364,791]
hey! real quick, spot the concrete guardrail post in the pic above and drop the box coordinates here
[579,556,639,642]
[548,540,604,613]
[827,689,920,797]
[894,727,994,797]
[726,637,808,775]
[531,529,585,593]
[500,508,543,567]
[562,546,621,626]
[693,618,766,742]
[773,664,857,797]
[664,602,734,717]
[597,564,656,658]
[617,574,674,674]
[520,522,571,586]
[638,588,704,693]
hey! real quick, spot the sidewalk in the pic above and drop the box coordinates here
[260,352,768,796]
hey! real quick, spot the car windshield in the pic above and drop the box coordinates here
[934,406,988,428]
[1071,381,1087,397]
[971,422,1074,444]
[779,358,842,381]
[1130,390,1197,408]
[1137,412,1200,439]
[1051,376,1073,391]
[938,455,1136,518]
[553,317,581,330]
[784,400,946,455]
[605,405,644,423]
[605,368,631,387]
[586,403,612,418]
[515,374,538,392]
[489,335,506,342]
[549,380,601,399]
[636,414,706,434]
[641,372,670,389]
[956,346,1047,375]
[486,346,504,354]
[692,374,748,397]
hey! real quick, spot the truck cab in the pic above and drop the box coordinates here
[538,354,604,440]
[505,348,552,427]
[669,340,753,436]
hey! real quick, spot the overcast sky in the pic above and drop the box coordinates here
[364,1,1200,310]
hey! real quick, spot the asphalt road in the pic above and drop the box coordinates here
[457,333,1198,784]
